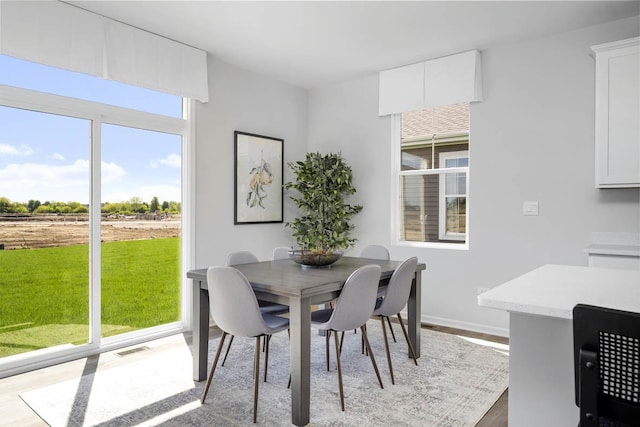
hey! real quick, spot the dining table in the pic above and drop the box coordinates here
[187,256,426,426]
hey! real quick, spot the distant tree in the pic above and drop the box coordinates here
[102,202,131,215]
[0,197,10,213]
[161,201,169,211]
[150,196,160,213]
[129,196,143,213]
[27,199,41,213]
[0,197,29,214]
[13,204,28,214]
[33,205,53,214]
[73,205,88,214]
[167,201,181,214]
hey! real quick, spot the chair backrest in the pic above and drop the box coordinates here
[359,244,390,260]
[324,264,382,332]
[228,250,259,265]
[272,246,291,260]
[375,257,418,317]
[573,304,640,426]
[206,266,269,337]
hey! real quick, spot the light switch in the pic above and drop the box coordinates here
[523,201,539,216]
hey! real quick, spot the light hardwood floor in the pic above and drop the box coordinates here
[0,324,508,426]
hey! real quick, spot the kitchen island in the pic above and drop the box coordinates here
[478,264,640,427]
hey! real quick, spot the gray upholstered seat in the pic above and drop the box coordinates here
[201,266,289,423]
[310,264,384,411]
[371,256,419,385]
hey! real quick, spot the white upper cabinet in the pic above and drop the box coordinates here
[591,37,640,188]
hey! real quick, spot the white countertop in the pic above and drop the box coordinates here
[477,264,640,320]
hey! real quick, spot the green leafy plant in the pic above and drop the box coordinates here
[284,152,363,253]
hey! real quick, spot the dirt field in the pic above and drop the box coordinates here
[0,219,181,250]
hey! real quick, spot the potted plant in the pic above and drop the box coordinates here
[284,152,363,266]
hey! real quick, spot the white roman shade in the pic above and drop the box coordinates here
[0,1,209,102]
[379,50,482,116]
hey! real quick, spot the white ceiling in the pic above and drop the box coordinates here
[68,1,640,89]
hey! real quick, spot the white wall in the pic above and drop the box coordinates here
[194,57,307,267]
[307,16,640,336]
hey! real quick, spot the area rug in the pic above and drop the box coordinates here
[20,323,509,426]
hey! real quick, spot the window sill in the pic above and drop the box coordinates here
[395,240,469,251]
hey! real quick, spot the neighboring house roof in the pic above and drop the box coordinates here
[402,103,469,139]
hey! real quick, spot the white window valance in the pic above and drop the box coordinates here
[379,49,482,116]
[0,1,209,102]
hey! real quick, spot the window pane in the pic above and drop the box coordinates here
[400,174,438,242]
[0,106,90,358]
[101,124,181,338]
[401,150,430,170]
[445,196,467,234]
[0,55,182,117]
[401,103,469,139]
[445,172,467,195]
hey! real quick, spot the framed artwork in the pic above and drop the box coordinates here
[234,131,284,224]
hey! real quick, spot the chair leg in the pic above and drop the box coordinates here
[362,324,368,355]
[387,316,397,343]
[339,331,345,354]
[360,325,384,389]
[221,334,235,366]
[253,336,261,423]
[201,332,228,404]
[263,335,270,382]
[333,329,345,411]
[380,316,395,385]
[326,330,331,371]
[396,313,418,365]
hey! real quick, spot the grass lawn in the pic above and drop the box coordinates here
[0,237,180,357]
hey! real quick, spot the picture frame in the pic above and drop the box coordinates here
[234,131,284,224]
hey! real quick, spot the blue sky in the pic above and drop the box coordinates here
[0,55,182,205]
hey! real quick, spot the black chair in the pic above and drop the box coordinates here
[573,304,640,427]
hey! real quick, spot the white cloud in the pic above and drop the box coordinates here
[48,153,65,161]
[0,158,179,204]
[0,143,33,157]
[0,159,126,204]
[101,161,127,183]
[150,153,181,169]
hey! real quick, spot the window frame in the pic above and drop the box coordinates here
[0,83,194,377]
[391,114,470,250]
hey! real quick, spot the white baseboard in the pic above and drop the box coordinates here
[420,314,509,338]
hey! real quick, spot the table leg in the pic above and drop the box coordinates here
[289,296,311,426]
[407,272,422,358]
[192,280,209,381]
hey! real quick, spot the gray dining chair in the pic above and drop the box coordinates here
[370,256,419,385]
[227,251,290,315]
[222,251,289,376]
[272,246,291,260]
[201,266,290,423]
[310,264,384,411]
[359,244,390,260]
[359,244,396,344]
